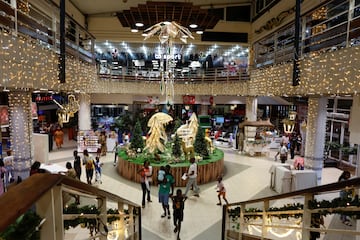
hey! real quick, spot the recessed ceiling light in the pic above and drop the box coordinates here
[135,22,144,27]
[196,30,203,35]
[189,24,198,28]
[131,29,139,33]
[141,33,148,37]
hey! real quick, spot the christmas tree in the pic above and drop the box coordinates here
[172,134,182,158]
[194,127,209,157]
[130,121,145,151]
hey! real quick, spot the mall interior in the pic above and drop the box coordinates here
[1,0,360,239]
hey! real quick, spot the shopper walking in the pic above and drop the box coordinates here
[53,126,64,149]
[184,157,200,197]
[73,150,82,180]
[275,143,288,163]
[99,131,107,156]
[94,156,103,184]
[159,164,175,219]
[171,189,187,240]
[138,160,152,208]
[63,162,80,204]
[113,141,121,166]
[216,176,229,206]
[83,149,95,184]
[3,150,14,188]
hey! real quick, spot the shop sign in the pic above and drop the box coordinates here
[233,109,245,116]
[34,94,53,103]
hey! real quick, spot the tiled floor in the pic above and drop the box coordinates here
[48,142,347,240]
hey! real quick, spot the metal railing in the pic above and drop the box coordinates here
[98,65,250,83]
[0,173,141,240]
[253,0,360,68]
[0,0,95,64]
[222,177,360,240]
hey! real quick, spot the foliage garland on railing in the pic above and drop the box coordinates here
[228,197,360,221]
[63,203,122,230]
[268,203,303,219]
[0,210,42,240]
[308,195,360,218]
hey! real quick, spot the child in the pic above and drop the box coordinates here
[171,189,187,240]
[96,142,101,159]
[157,166,166,184]
[94,157,103,184]
[216,176,229,206]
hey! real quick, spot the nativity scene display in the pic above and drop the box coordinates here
[117,112,223,186]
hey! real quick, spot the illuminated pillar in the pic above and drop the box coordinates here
[8,91,33,179]
[246,96,257,121]
[78,93,91,130]
[304,97,327,184]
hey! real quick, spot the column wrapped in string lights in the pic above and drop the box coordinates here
[8,91,33,179]
[304,97,327,184]
[78,93,91,131]
[144,21,194,108]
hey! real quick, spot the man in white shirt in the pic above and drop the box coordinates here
[276,143,288,163]
[184,157,200,197]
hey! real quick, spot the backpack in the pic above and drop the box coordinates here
[86,159,94,170]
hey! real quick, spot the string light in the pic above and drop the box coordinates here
[8,91,33,174]
[2,24,360,96]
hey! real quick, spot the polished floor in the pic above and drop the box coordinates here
[48,140,347,240]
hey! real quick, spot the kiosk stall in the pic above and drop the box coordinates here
[239,119,274,156]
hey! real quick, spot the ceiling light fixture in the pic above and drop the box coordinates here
[189,24,198,28]
[135,22,144,27]
[131,29,139,33]
[196,30,203,35]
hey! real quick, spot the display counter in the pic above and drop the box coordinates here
[77,130,100,153]
[243,138,271,156]
[270,164,317,193]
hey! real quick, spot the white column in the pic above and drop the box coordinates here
[10,0,16,8]
[78,93,91,131]
[245,96,257,121]
[304,97,328,184]
[8,91,33,179]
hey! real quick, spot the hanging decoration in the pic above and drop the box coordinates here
[282,111,297,134]
[53,94,80,127]
[143,21,194,108]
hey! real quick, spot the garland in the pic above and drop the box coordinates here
[308,194,360,218]
[228,196,360,221]
[0,210,42,240]
[63,203,125,230]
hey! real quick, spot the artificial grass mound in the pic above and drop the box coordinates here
[118,148,224,167]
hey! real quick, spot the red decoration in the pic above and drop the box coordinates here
[209,96,214,105]
[183,95,195,104]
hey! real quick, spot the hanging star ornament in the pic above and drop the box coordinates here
[143,21,194,43]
